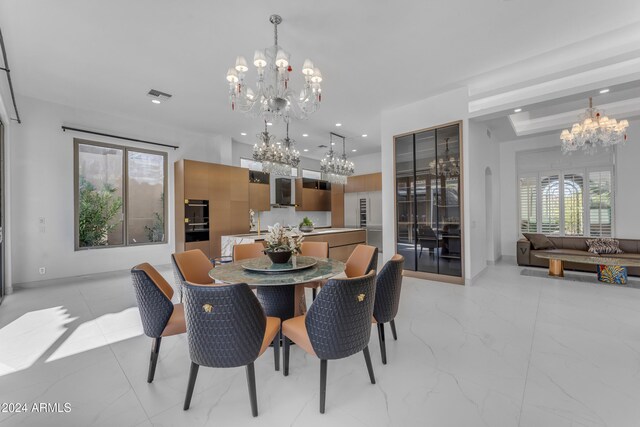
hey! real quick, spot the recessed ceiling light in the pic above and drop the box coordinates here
[361,134,367,138]
[266,122,273,126]
[302,133,308,137]
[513,108,522,113]
[335,123,342,127]
[240,132,247,136]
[151,99,161,104]
[303,149,309,152]
[352,149,357,152]
[600,88,610,94]
[331,142,335,146]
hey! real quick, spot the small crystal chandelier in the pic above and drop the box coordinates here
[429,138,459,177]
[226,14,322,123]
[321,133,354,185]
[561,97,629,154]
[253,121,300,176]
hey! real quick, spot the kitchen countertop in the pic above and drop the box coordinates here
[223,227,364,241]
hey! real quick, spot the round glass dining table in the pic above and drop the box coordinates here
[209,256,345,320]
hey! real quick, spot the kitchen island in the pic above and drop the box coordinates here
[221,228,367,261]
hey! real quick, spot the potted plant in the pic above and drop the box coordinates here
[299,216,314,232]
[264,223,303,264]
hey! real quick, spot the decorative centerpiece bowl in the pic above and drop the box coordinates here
[266,250,292,264]
[299,216,314,233]
[264,223,303,264]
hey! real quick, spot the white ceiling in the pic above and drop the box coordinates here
[2,0,640,158]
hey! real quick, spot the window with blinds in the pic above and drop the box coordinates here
[588,170,612,237]
[519,176,537,233]
[518,168,612,237]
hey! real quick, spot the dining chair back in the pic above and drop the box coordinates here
[181,282,281,415]
[306,270,377,360]
[345,244,378,278]
[300,241,329,258]
[233,242,265,261]
[373,254,405,364]
[131,263,186,383]
[281,270,377,413]
[172,249,214,286]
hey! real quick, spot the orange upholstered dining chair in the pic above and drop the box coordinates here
[172,249,214,286]
[233,242,265,261]
[345,244,378,278]
[130,263,186,383]
[300,241,329,300]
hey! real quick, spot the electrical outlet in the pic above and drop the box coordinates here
[39,267,46,275]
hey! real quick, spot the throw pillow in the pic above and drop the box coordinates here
[523,233,556,250]
[586,238,623,255]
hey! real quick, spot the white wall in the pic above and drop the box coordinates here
[0,82,14,292]
[10,96,227,284]
[351,152,381,174]
[468,121,502,271]
[498,118,640,258]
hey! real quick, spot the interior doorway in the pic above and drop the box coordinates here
[485,167,494,264]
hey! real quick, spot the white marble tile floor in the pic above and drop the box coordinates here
[1,260,639,426]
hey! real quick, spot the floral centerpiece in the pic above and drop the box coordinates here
[264,223,303,263]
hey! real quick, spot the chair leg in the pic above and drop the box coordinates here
[283,336,290,376]
[390,319,398,341]
[319,359,328,414]
[312,287,317,300]
[273,328,281,371]
[377,322,387,365]
[147,337,162,383]
[246,362,258,417]
[183,362,199,410]
[363,345,376,384]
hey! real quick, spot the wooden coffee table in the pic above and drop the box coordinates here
[534,252,640,284]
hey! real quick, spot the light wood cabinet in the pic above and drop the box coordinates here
[249,183,270,211]
[175,159,250,259]
[346,173,382,193]
[295,178,331,211]
[331,184,344,228]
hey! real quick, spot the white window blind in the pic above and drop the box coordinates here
[563,172,584,236]
[519,176,537,233]
[540,174,560,235]
[588,170,612,237]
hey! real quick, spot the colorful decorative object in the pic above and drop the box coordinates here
[597,264,627,284]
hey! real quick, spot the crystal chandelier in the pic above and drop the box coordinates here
[226,14,323,123]
[429,138,459,177]
[561,97,629,154]
[321,133,354,185]
[253,121,300,176]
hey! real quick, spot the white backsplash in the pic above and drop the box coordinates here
[255,207,331,230]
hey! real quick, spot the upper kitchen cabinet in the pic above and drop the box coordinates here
[345,172,382,193]
[295,178,332,211]
[248,170,270,212]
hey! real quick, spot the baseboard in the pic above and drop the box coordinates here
[486,255,503,265]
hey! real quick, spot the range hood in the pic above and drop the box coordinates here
[273,178,296,207]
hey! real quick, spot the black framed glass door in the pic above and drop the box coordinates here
[395,123,462,278]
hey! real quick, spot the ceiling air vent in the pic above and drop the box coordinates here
[318,144,328,148]
[147,89,172,102]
